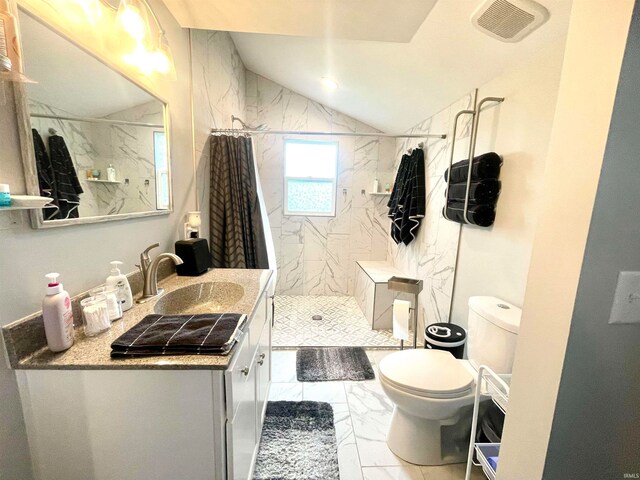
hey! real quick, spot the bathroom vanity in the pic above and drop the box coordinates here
[3,269,274,480]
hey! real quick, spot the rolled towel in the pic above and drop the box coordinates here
[446,179,501,205]
[444,152,503,183]
[443,201,496,227]
[487,456,499,471]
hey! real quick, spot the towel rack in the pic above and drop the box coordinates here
[444,91,505,224]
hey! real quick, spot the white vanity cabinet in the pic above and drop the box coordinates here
[16,286,273,480]
[225,290,272,480]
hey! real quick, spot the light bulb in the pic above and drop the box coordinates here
[120,6,145,40]
[122,43,154,75]
[152,50,169,74]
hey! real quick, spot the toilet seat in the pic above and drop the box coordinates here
[379,349,474,399]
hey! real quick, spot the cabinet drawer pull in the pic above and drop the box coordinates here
[241,367,249,376]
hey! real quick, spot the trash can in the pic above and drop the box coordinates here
[424,323,467,359]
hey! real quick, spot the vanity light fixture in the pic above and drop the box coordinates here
[321,77,339,90]
[103,0,176,79]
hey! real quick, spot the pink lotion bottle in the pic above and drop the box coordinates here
[42,273,75,352]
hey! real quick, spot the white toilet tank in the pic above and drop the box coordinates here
[466,296,521,374]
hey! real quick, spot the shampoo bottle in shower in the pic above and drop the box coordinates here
[42,273,74,352]
[107,164,116,182]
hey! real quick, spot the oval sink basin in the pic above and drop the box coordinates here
[154,282,245,315]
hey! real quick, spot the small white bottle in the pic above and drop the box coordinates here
[372,178,379,193]
[106,164,117,182]
[42,273,74,352]
[106,261,133,312]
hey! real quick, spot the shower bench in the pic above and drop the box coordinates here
[354,260,409,330]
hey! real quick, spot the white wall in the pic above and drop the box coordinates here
[497,0,636,477]
[543,3,640,474]
[450,41,567,326]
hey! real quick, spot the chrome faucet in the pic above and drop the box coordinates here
[136,243,184,303]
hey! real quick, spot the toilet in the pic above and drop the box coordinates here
[379,296,521,465]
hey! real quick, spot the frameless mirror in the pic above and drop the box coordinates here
[14,8,172,228]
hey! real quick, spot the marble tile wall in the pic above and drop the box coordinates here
[246,72,395,296]
[388,92,476,338]
[191,30,247,241]
[29,100,163,217]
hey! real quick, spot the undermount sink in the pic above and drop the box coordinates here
[154,282,245,315]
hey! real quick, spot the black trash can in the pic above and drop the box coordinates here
[424,323,467,359]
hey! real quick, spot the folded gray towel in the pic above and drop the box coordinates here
[111,313,246,358]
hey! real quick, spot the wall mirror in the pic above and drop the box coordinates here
[14,8,172,228]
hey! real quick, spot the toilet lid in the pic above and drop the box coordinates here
[379,349,474,398]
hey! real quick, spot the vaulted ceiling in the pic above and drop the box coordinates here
[166,0,573,133]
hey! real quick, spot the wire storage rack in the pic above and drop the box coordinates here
[464,365,511,480]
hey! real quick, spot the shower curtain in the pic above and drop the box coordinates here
[209,135,270,269]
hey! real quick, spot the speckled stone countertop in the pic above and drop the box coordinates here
[2,269,273,370]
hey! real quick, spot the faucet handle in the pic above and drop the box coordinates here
[143,243,160,257]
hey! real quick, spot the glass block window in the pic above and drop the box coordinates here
[284,140,338,216]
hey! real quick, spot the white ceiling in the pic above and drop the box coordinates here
[20,10,158,118]
[161,0,439,42]
[230,0,573,133]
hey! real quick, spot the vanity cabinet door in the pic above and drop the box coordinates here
[255,315,271,433]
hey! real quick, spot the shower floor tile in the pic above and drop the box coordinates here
[273,295,414,348]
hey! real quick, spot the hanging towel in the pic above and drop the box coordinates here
[209,135,269,269]
[48,134,83,219]
[387,148,425,245]
[31,129,60,220]
[446,179,502,205]
[443,201,496,227]
[444,152,502,184]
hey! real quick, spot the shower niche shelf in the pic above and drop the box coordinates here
[86,179,122,185]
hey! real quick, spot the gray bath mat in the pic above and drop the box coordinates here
[296,347,375,382]
[253,401,339,480]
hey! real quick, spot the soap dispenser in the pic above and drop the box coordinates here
[42,273,74,352]
[106,261,133,311]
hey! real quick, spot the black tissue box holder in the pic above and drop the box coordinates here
[175,238,213,276]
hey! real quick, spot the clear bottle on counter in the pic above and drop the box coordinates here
[80,296,111,337]
[89,286,122,321]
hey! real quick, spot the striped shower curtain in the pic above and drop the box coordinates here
[209,135,270,269]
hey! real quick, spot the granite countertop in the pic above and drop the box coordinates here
[2,269,273,370]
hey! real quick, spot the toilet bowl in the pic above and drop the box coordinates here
[379,296,522,465]
[379,349,477,465]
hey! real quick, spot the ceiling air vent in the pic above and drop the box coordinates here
[471,0,550,43]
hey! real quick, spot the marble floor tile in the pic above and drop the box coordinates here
[421,463,485,480]
[271,350,298,383]
[303,382,348,403]
[268,383,302,401]
[346,381,407,467]
[333,404,364,480]
[362,465,426,480]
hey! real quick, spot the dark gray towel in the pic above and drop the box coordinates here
[444,152,502,184]
[446,179,502,205]
[32,129,60,220]
[387,148,425,245]
[110,313,246,357]
[443,201,496,227]
[48,135,83,219]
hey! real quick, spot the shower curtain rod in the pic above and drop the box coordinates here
[210,127,446,139]
[30,113,164,129]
